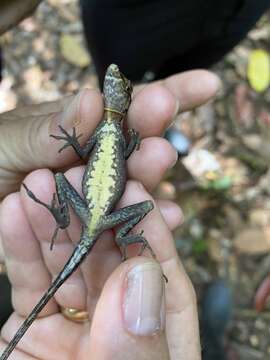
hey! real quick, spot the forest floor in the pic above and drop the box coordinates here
[1,1,270,359]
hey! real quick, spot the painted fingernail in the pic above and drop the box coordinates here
[123,261,165,336]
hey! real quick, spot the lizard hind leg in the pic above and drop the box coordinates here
[116,222,168,282]
[100,200,155,259]
[115,214,156,262]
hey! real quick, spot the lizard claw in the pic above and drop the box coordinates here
[137,235,156,259]
[120,246,127,262]
[128,129,141,150]
[50,225,60,251]
[57,142,73,154]
[23,183,49,208]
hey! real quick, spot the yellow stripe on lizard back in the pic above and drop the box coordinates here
[86,130,118,236]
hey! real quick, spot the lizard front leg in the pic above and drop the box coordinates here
[51,126,96,159]
[125,129,140,159]
[23,173,89,249]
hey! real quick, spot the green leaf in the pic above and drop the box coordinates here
[200,176,232,191]
[192,239,208,254]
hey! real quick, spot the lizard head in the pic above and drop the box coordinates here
[103,64,133,116]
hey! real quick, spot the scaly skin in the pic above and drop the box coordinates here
[0,64,155,360]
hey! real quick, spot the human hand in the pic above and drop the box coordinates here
[0,70,220,198]
[1,181,199,360]
[0,70,219,260]
[0,0,42,35]
[0,70,220,359]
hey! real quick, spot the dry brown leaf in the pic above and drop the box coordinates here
[234,227,270,254]
[249,209,270,227]
[234,84,255,128]
[208,235,223,262]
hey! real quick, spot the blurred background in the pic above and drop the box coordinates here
[1,1,270,359]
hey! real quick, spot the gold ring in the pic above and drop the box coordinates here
[61,307,89,323]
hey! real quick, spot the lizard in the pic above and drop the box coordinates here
[0,63,156,360]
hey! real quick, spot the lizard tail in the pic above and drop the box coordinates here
[0,240,93,360]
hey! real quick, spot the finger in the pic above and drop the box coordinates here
[158,199,184,230]
[5,94,74,117]
[0,193,58,317]
[1,312,84,360]
[133,70,221,127]
[116,181,201,360]
[129,82,178,136]
[89,257,170,360]
[21,169,88,311]
[163,70,221,111]
[0,236,4,263]
[0,0,41,35]
[254,275,270,312]
[0,89,103,175]
[127,137,177,191]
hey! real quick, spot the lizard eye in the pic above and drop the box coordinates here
[119,72,132,93]
[125,81,133,94]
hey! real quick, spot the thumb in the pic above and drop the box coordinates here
[0,89,103,196]
[89,257,170,360]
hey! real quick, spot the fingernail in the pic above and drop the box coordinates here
[60,91,83,127]
[123,261,165,336]
[173,99,180,117]
[210,74,222,96]
[216,82,224,98]
[169,150,178,169]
